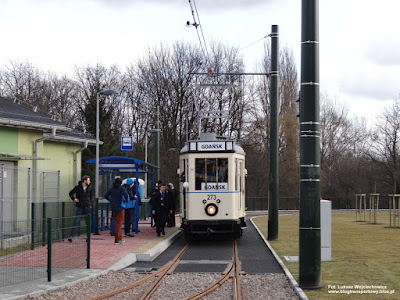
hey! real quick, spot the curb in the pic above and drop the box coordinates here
[135,230,181,262]
[250,217,309,300]
[108,252,138,271]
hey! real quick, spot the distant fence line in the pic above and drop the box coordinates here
[245,196,395,211]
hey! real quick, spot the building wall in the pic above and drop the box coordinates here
[0,126,85,221]
[41,141,81,202]
[0,127,18,154]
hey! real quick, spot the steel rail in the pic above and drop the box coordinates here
[233,239,242,300]
[188,239,241,300]
[88,243,190,300]
[139,243,190,300]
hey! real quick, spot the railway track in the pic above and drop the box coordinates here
[88,239,242,300]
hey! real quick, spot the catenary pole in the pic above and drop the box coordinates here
[154,105,160,183]
[268,25,279,241]
[299,0,322,288]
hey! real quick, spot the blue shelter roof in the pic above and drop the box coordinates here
[86,156,156,173]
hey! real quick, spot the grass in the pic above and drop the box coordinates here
[0,244,31,258]
[253,212,400,299]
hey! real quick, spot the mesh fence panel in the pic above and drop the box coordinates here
[0,220,47,287]
[48,216,89,276]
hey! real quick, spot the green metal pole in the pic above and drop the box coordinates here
[47,218,52,282]
[42,202,46,246]
[154,105,160,183]
[268,25,279,241]
[31,203,35,250]
[94,197,100,235]
[299,0,322,289]
[86,213,91,269]
[62,202,65,240]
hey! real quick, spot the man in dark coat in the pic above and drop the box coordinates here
[166,183,178,227]
[68,175,93,242]
[151,182,172,236]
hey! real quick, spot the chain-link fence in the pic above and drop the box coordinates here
[0,164,61,226]
[0,215,90,288]
[0,164,90,288]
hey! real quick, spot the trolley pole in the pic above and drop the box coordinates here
[268,25,279,241]
[299,0,322,289]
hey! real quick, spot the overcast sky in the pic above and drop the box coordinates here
[1,0,399,121]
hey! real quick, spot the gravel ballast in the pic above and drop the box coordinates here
[28,271,299,299]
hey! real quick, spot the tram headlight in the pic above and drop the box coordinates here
[205,203,218,216]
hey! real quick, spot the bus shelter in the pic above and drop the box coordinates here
[86,156,157,234]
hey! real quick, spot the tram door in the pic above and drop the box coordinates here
[236,158,244,210]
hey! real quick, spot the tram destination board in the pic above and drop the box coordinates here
[189,141,234,152]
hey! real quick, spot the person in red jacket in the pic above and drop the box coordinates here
[104,177,129,244]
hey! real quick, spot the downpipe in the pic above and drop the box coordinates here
[33,128,56,202]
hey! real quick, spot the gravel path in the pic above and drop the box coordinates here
[27,271,299,300]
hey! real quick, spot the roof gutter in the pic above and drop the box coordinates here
[74,141,88,184]
[0,117,70,132]
[42,134,98,146]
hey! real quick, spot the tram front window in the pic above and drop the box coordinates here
[195,158,228,190]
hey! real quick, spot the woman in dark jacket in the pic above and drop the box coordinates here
[104,177,129,244]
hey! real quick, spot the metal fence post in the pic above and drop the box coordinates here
[31,203,35,250]
[94,197,99,235]
[42,202,46,246]
[47,217,52,282]
[0,164,4,250]
[62,202,66,240]
[86,213,91,269]
[27,168,31,233]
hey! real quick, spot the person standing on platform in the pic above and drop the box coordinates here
[132,182,142,232]
[104,177,128,244]
[167,183,177,227]
[149,180,162,228]
[68,175,93,242]
[151,182,172,236]
[123,178,135,238]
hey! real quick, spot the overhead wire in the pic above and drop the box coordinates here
[188,0,209,62]
[239,34,270,51]
[192,0,209,57]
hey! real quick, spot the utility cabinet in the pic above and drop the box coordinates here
[321,199,332,261]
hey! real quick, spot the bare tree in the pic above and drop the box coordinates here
[0,60,49,114]
[320,94,370,198]
[243,42,299,198]
[368,98,400,194]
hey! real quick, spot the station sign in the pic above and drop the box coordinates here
[121,136,133,151]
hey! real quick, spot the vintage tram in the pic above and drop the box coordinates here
[178,132,246,238]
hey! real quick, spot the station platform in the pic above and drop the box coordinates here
[0,218,181,300]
